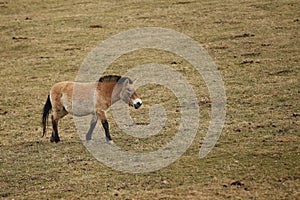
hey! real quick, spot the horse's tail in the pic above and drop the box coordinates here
[42,95,52,137]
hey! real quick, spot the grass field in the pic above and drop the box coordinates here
[1,0,299,199]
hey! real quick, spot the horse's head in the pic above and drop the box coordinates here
[118,77,142,109]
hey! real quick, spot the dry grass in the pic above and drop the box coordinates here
[0,0,299,199]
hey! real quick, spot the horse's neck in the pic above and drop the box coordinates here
[98,82,119,104]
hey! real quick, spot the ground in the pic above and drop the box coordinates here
[0,0,299,199]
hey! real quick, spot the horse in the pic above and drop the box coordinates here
[42,75,142,143]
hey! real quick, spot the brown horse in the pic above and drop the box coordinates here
[42,75,142,143]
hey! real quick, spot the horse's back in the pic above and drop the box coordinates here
[50,81,97,116]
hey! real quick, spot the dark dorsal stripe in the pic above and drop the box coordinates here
[98,75,133,84]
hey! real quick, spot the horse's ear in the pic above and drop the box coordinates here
[124,78,129,85]
[133,78,138,84]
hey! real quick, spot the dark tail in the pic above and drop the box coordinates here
[42,95,52,137]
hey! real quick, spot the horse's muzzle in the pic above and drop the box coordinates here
[133,98,142,109]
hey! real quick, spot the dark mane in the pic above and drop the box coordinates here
[98,75,121,82]
[98,75,133,84]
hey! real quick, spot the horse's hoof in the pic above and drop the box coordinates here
[50,137,60,143]
[86,136,92,141]
[108,140,114,145]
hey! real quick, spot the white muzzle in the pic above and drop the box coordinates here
[133,98,142,109]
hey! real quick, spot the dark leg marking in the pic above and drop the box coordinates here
[86,116,97,140]
[101,119,111,142]
[50,116,60,143]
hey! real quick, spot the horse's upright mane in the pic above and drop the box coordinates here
[98,75,121,82]
[98,75,133,84]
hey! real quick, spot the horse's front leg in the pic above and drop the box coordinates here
[97,111,113,143]
[101,120,112,142]
[86,114,97,140]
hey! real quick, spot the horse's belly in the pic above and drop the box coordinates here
[69,99,95,116]
[61,82,97,116]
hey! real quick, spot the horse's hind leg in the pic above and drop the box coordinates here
[86,115,97,140]
[50,115,60,143]
[50,109,68,143]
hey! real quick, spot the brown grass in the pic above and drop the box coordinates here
[0,0,299,199]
